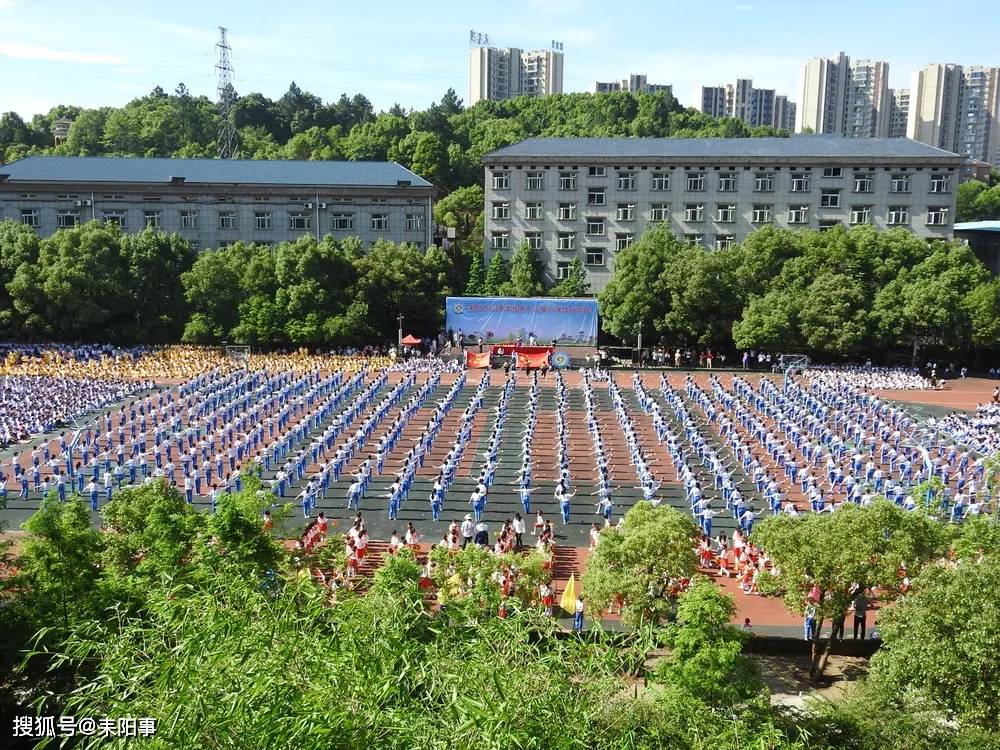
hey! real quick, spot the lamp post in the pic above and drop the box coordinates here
[397,313,404,348]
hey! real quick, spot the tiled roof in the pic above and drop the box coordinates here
[484,136,962,161]
[0,156,433,188]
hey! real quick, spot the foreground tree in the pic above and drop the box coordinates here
[752,499,949,680]
[582,502,698,627]
[866,556,1000,732]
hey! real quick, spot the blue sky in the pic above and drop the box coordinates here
[0,0,997,118]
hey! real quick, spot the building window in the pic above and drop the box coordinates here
[405,213,423,231]
[525,231,542,250]
[853,173,873,193]
[822,167,843,178]
[20,209,40,227]
[218,210,237,230]
[887,206,909,225]
[754,173,774,192]
[652,172,670,191]
[56,211,80,228]
[492,231,510,250]
[788,205,809,224]
[526,172,544,190]
[818,220,841,231]
[190,240,201,251]
[492,201,510,220]
[255,211,272,230]
[558,203,577,220]
[616,203,635,221]
[850,206,872,225]
[492,171,509,190]
[715,234,736,251]
[56,194,78,200]
[587,188,606,206]
[617,171,636,190]
[557,232,576,250]
[685,234,704,246]
[524,202,542,220]
[588,166,606,177]
[718,173,737,191]
[684,204,704,222]
[586,217,606,236]
[559,172,577,190]
[686,172,705,191]
[371,213,389,231]
[289,212,311,231]
[650,203,670,222]
[716,204,735,222]
[331,213,353,230]
[556,261,571,280]
[615,233,634,250]
[791,173,810,192]
[102,210,127,228]
[180,210,198,228]
[890,174,911,193]
[18,193,36,199]
[926,206,949,226]
[820,189,841,208]
[752,205,772,223]
[930,175,951,193]
[101,194,125,201]
[586,248,605,265]
[144,210,161,229]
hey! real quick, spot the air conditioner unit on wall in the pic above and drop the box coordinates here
[318,202,327,209]
[304,202,314,209]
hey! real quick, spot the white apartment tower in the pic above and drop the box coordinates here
[798,53,889,137]
[592,74,671,95]
[888,88,910,138]
[700,79,792,129]
[907,64,963,150]
[908,64,1000,165]
[469,46,564,104]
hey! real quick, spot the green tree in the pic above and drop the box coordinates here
[504,240,545,297]
[482,251,510,296]
[549,256,589,298]
[463,251,485,296]
[956,179,988,222]
[656,578,762,705]
[867,556,1000,732]
[752,499,949,680]
[582,502,699,627]
[18,497,103,630]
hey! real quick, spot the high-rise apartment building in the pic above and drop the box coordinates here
[908,64,1000,165]
[888,88,910,138]
[592,73,671,95]
[798,53,889,137]
[468,46,564,104]
[700,79,794,129]
[774,96,797,131]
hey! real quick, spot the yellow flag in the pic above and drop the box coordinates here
[559,574,577,612]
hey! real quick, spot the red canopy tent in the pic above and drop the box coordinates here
[400,334,422,345]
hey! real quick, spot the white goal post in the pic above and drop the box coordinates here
[779,354,810,386]
[225,345,251,363]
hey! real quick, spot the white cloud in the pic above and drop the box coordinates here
[0,41,124,64]
[0,0,14,9]
[734,3,754,11]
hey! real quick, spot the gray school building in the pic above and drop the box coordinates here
[0,156,435,251]
[482,136,964,291]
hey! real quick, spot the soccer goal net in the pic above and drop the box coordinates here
[779,354,810,370]
[225,345,251,363]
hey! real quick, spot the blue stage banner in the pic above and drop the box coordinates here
[446,297,598,346]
